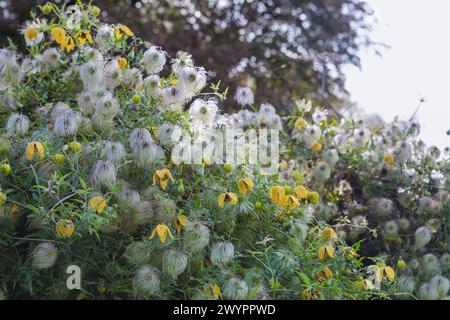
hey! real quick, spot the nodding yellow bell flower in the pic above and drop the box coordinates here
[149,223,174,243]
[88,196,107,214]
[317,267,333,281]
[359,279,374,290]
[26,141,44,161]
[278,160,288,170]
[114,24,134,40]
[293,185,308,199]
[322,227,338,242]
[318,245,335,262]
[218,192,238,208]
[295,118,308,130]
[237,177,254,195]
[284,195,299,209]
[61,36,75,53]
[24,26,39,42]
[51,27,66,44]
[307,191,320,204]
[269,186,286,206]
[75,30,93,46]
[173,214,188,233]
[152,169,174,190]
[311,142,322,152]
[56,219,75,238]
[117,57,128,70]
[384,154,394,166]
[0,192,6,206]
[204,284,221,299]
[375,266,395,282]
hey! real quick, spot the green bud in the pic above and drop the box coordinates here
[132,95,141,105]
[0,138,11,155]
[224,163,233,173]
[397,258,406,271]
[53,154,65,165]
[42,3,53,14]
[69,141,82,153]
[0,164,11,175]
[255,201,262,209]
[89,5,101,17]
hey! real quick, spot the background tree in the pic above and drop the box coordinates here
[0,0,375,112]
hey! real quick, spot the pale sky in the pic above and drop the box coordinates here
[343,0,450,150]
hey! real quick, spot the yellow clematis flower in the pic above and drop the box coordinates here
[56,219,75,238]
[117,57,128,70]
[318,245,335,261]
[88,196,107,214]
[322,227,338,242]
[284,195,299,209]
[51,27,66,44]
[295,118,308,130]
[173,214,189,233]
[317,267,333,281]
[75,30,93,46]
[218,192,238,208]
[204,284,221,299]
[269,186,286,207]
[61,36,75,53]
[384,154,394,166]
[152,169,174,190]
[114,24,134,40]
[307,191,320,204]
[237,177,254,195]
[26,141,44,161]
[293,185,308,199]
[149,224,174,243]
[358,279,374,290]
[375,266,395,282]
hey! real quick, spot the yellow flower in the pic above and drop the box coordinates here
[375,266,395,282]
[307,191,319,204]
[358,279,374,290]
[294,118,308,130]
[311,142,322,152]
[278,160,288,170]
[318,245,335,261]
[149,224,174,243]
[24,26,39,41]
[343,246,358,258]
[173,214,188,233]
[384,154,394,166]
[56,219,75,238]
[152,169,174,190]
[0,193,7,206]
[117,57,128,70]
[284,195,299,209]
[237,177,254,195]
[204,284,221,299]
[75,30,93,46]
[269,186,286,206]
[51,27,66,44]
[61,36,75,53]
[322,227,338,242]
[293,185,307,199]
[88,196,107,214]
[317,267,333,281]
[114,24,134,40]
[26,141,44,161]
[218,192,238,208]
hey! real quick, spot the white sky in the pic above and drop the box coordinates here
[343,0,450,150]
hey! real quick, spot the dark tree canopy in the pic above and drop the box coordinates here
[0,0,374,112]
